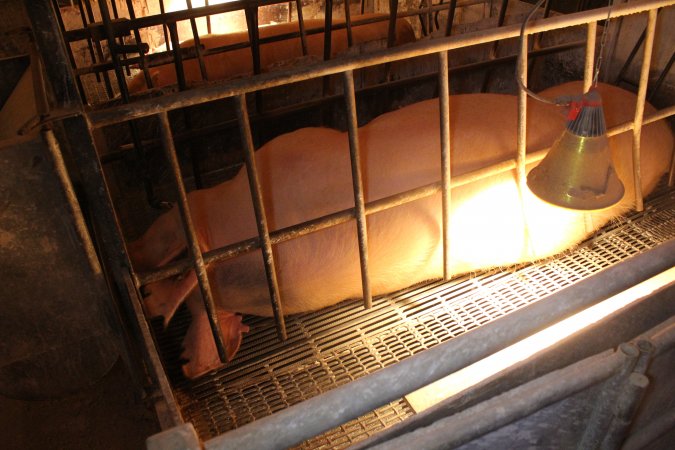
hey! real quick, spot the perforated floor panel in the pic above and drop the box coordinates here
[153,187,675,447]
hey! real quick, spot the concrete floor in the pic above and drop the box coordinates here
[0,358,160,450]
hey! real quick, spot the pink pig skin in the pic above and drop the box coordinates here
[128,81,673,378]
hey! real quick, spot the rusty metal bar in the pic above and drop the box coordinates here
[125,0,153,89]
[76,0,101,82]
[445,0,457,37]
[295,0,308,55]
[388,0,399,48]
[109,0,131,76]
[168,22,188,90]
[245,6,262,76]
[342,70,373,309]
[584,21,597,92]
[89,0,675,128]
[234,94,287,340]
[159,0,171,51]
[84,0,115,97]
[186,0,209,82]
[51,0,87,101]
[481,0,510,92]
[345,0,354,47]
[632,8,658,212]
[438,51,451,280]
[97,0,132,100]
[324,0,334,61]
[157,110,229,363]
[516,32,528,198]
[205,0,212,34]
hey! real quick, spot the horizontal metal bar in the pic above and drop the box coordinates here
[203,239,675,450]
[87,0,674,128]
[134,105,675,287]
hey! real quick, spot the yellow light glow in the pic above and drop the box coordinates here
[405,266,675,413]
[162,0,243,46]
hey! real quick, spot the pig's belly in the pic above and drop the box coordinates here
[212,169,591,317]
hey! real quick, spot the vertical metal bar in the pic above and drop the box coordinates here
[83,0,115,97]
[600,373,650,450]
[482,0,509,92]
[296,0,308,55]
[345,0,353,48]
[324,0,334,61]
[647,49,674,102]
[159,0,171,51]
[342,70,373,309]
[632,9,658,212]
[584,21,597,92]
[108,0,131,76]
[234,95,287,341]
[205,0,212,35]
[614,28,646,84]
[125,0,153,89]
[438,51,451,280]
[427,0,433,35]
[387,0,399,48]
[50,0,87,101]
[157,111,229,363]
[76,0,101,82]
[97,0,132,101]
[186,0,209,81]
[168,22,187,90]
[445,0,457,37]
[245,6,262,76]
[517,30,533,257]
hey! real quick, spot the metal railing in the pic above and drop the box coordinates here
[82,0,675,365]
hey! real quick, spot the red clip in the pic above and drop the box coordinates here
[567,101,583,121]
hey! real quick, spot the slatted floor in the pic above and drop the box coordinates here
[153,186,675,448]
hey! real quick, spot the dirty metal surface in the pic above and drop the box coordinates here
[0,135,118,399]
[153,186,675,447]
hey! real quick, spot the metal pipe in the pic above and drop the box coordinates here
[345,0,353,47]
[125,0,153,88]
[600,373,650,450]
[445,0,457,37]
[438,51,451,280]
[76,0,101,83]
[84,0,115,97]
[295,0,308,55]
[89,0,675,128]
[632,8,658,212]
[50,0,87,100]
[388,0,398,48]
[203,239,675,450]
[168,22,187,90]
[324,0,333,61]
[133,105,674,287]
[157,111,229,363]
[584,21,597,92]
[186,0,208,81]
[342,70,373,309]
[205,0,212,34]
[234,95,287,340]
[159,0,170,51]
[369,350,630,450]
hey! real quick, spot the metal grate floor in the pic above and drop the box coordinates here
[153,187,675,447]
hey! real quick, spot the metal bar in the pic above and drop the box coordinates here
[600,373,650,450]
[516,31,528,210]
[245,6,262,76]
[97,0,132,101]
[614,28,646,85]
[77,0,101,82]
[295,0,308,55]
[159,0,170,51]
[647,47,674,102]
[168,22,187,90]
[345,0,353,48]
[89,0,675,128]
[388,0,399,48]
[438,51,451,281]
[481,0,509,92]
[342,70,373,310]
[108,0,131,76]
[584,21,597,92]
[51,0,87,101]
[234,95,287,340]
[84,0,115,97]
[203,240,675,450]
[186,0,209,81]
[205,0,212,34]
[125,0,153,89]
[445,0,457,37]
[133,105,674,286]
[632,8,658,212]
[324,0,333,60]
[157,111,229,363]
[370,351,630,450]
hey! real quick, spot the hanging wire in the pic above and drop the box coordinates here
[516,0,616,106]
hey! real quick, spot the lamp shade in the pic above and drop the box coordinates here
[526,90,624,210]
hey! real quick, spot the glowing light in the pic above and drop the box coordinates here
[160,0,245,49]
[405,267,675,413]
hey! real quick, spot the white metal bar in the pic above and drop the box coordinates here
[584,21,597,92]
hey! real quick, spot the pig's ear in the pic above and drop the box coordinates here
[221,311,250,362]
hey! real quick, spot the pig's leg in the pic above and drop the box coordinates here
[144,271,198,326]
[181,293,250,379]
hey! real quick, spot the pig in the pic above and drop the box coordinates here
[128,81,673,378]
[128,14,416,93]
